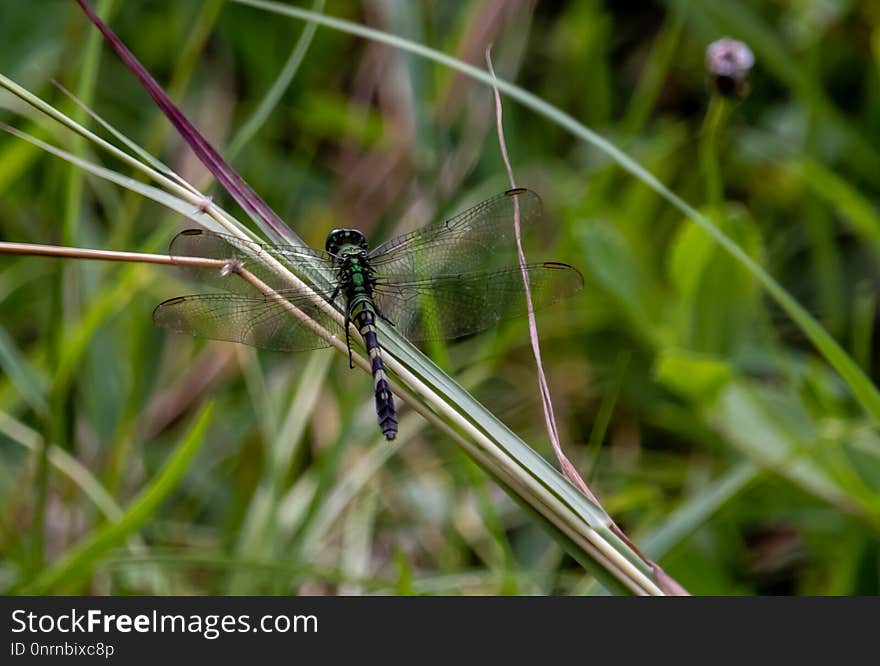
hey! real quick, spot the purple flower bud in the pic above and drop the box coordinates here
[706,37,755,98]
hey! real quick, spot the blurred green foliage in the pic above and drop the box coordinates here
[1,0,880,595]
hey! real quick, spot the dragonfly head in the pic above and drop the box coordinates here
[325,228,368,256]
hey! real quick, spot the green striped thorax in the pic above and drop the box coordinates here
[326,228,375,297]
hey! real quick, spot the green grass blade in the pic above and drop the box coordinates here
[641,462,759,560]
[0,325,47,416]
[225,0,324,159]
[0,411,123,522]
[20,402,214,594]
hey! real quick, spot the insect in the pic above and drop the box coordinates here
[153,188,583,441]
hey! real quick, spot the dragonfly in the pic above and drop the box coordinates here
[153,187,583,441]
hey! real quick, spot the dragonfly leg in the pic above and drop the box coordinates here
[344,309,354,369]
[374,303,396,327]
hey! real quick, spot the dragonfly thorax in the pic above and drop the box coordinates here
[327,229,376,300]
[325,228,368,256]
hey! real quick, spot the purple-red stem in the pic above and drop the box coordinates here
[74,0,291,240]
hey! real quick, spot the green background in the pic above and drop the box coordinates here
[1,0,879,595]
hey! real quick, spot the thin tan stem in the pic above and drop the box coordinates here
[0,241,204,267]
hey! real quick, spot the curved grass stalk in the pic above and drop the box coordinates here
[486,46,593,501]
[52,79,203,198]
[0,74,203,205]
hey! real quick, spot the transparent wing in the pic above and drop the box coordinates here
[368,188,542,279]
[153,291,343,352]
[373,262,583,341]
[169,229,336,295]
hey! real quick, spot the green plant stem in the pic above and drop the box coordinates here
[699,94,728,215]
[852,282,876,371]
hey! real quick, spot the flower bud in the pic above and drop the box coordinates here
[706,37,754,98]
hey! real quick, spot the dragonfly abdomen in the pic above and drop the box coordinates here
[350,296,398,441]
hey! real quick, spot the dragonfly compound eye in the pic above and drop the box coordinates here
[325,228,368,255]
[325,229,344,254]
